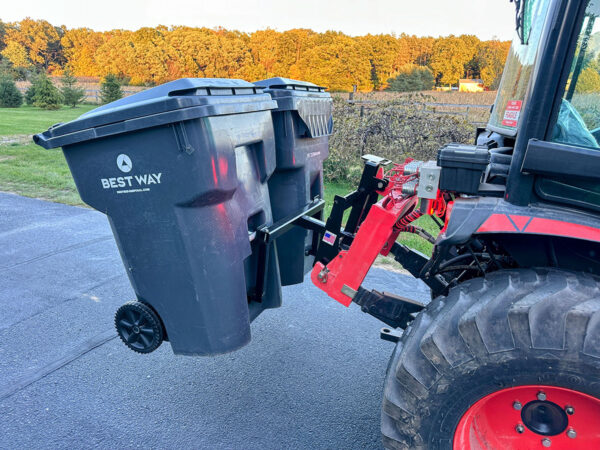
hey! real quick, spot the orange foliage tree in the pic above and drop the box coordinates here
[1,18,64,71]
[0,18,511,91]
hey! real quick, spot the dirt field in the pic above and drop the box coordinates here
[333,90,496,104]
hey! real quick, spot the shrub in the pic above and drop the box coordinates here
[0,59,28,81]
[575,67,600,94]
[0,75,23,107]
[60,67,85,107]
[100,73,123,104]
[27,73,63,109]
[386,65,435,92]
[326,95,473,184]
[572,93,600,129]
[24,78,38,105]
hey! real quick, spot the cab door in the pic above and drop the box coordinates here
[522,3,600,212]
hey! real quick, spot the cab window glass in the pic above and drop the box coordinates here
[551,2,600,148]
[488,0,551,132]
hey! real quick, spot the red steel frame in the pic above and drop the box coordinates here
[311,194,417,306]
[310,160,445,306]
[311,158,600,309]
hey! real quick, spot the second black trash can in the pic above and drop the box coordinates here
[255,78,333,286]
[34,78,283,356]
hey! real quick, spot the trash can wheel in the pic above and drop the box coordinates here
[115,301,164,354]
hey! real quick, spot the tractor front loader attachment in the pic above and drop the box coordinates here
[299,155,450,329]
[248,154,447,330]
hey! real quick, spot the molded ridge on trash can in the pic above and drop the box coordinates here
[34,78,282,356]
[255,78,332,286]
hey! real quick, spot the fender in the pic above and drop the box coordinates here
[441,197,600,246]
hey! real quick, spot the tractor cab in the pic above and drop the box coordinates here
[488,0,600,146]
[482,0,600,212]
[412,0,600,287]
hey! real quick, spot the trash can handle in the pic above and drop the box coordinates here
[252,142,270,183]
[172,122,195,155]
[32,132,51,149]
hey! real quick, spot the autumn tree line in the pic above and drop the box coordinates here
[0,18,511,91]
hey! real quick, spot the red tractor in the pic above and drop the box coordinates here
[34,0,600,448]
[308,0,600,447]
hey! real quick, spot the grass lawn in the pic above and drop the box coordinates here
[0,105,437,262]
[0,104,96,135]
[0,105,96,206]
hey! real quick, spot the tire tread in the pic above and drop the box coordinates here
[382,268,600,449]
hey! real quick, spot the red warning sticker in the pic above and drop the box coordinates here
[502,100,522,127]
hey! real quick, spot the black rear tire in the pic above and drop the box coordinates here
[381,268,600,449]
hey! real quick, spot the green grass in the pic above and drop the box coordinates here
[0,105,95,206]
[322,181,352,217]
[0,142,82,205]
[0,104,96,135]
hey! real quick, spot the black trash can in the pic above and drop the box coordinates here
[34,78,283,356]
[254,78,332,286]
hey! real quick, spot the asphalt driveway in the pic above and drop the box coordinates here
[0,192,429,449]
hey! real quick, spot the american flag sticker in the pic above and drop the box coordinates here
[322,231,337,246]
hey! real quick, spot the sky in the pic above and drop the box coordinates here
[1,0,516,40]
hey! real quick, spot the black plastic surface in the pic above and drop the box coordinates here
[522,139,600,212]
[255,77,333,138]
[34,78,276,149]
[522,139,600,179]
[257,78,332,286]
[438,143,490,194]
[254,77,326,92]
[33,78,282,356]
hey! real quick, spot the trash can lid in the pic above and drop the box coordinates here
[254,78,333,138]
[34,78,277,149]
[253,77,326,92]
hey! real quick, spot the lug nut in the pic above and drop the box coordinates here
[567,428,577,439]
[515,424,525,434]
[542,438,551,447]
[537,391,547,401]
[513,401,522,411]
[565,406,575,415]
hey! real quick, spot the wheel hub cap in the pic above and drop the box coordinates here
[521,400,568,436]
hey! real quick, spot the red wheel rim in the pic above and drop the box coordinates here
[453,385,600,449]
